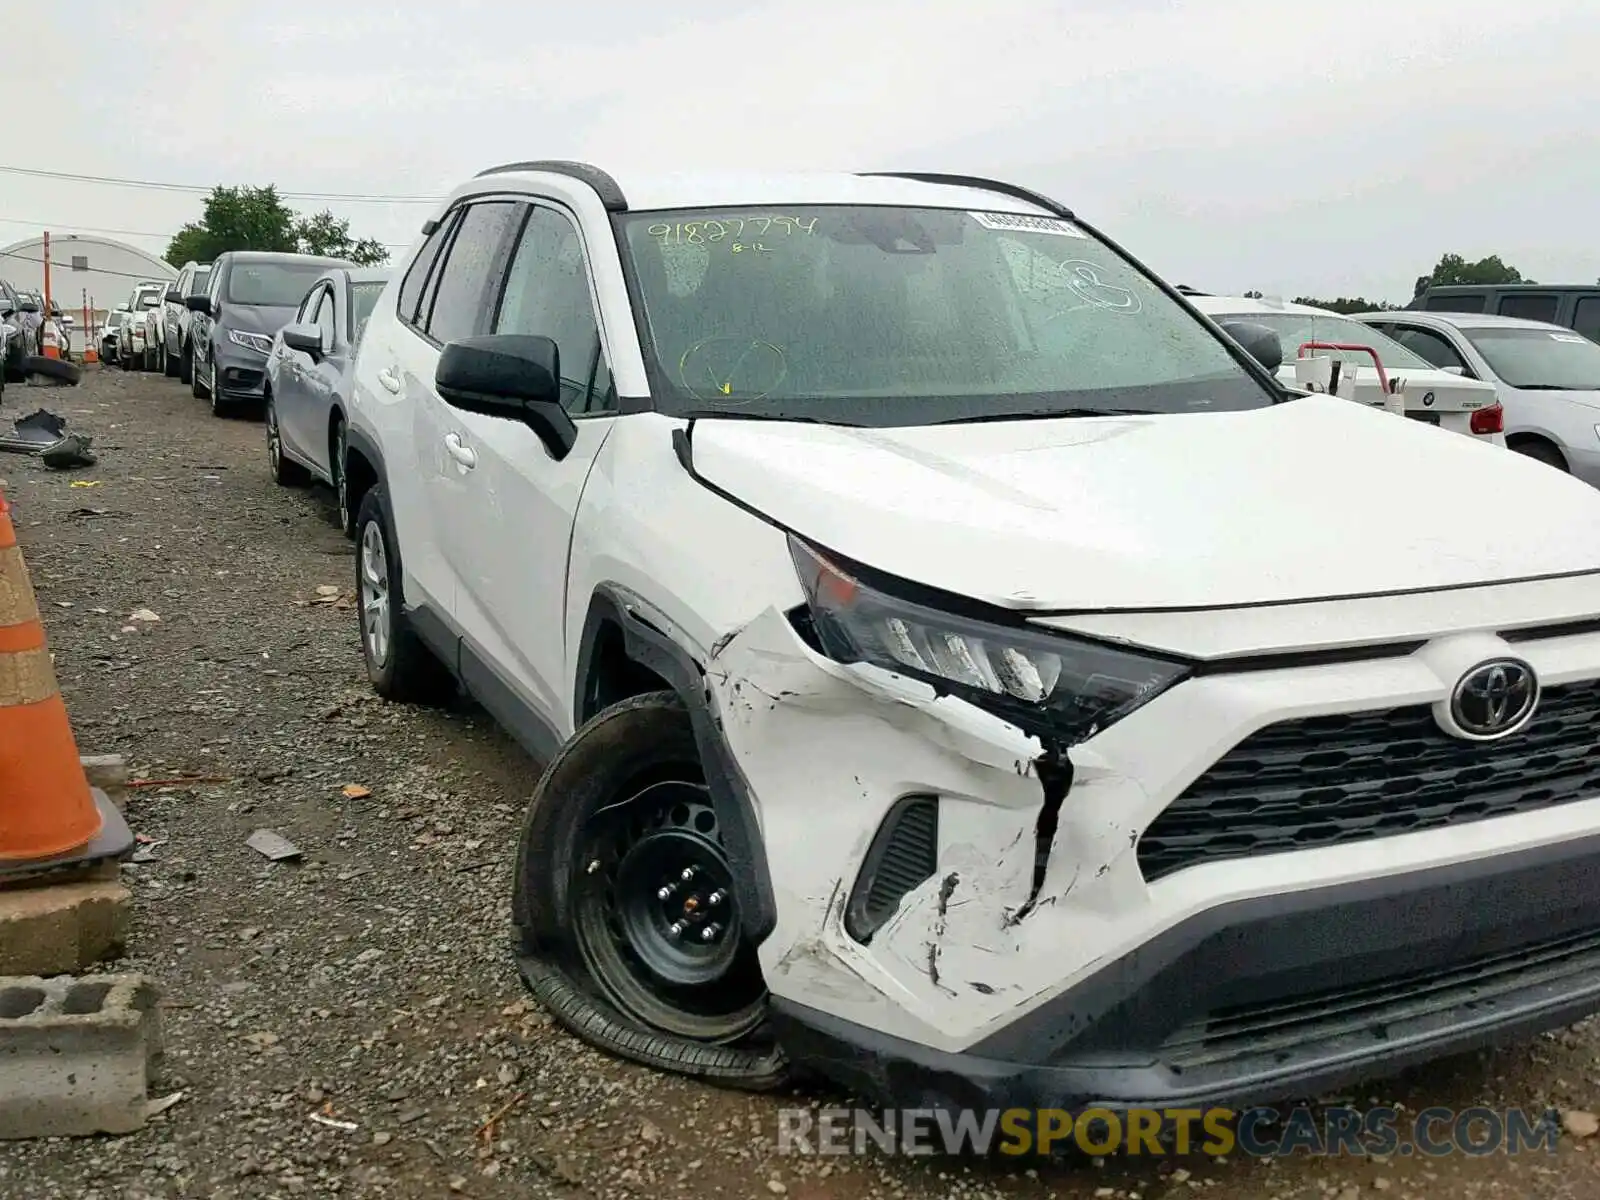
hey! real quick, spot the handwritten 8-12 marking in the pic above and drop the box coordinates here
[648,216,819,245]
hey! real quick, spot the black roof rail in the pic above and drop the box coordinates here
[473,160,628,211]
[857,171,1074,220]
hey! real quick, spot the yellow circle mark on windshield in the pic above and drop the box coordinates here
[677,338,789,402]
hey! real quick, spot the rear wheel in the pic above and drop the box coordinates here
[178,341,193,384]
[331,417,353,537]
[192,348,211,401]
[266,390,310,485]
[354,486,454,704]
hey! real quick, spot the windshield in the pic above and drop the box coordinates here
[190,269,211,295]
[617,206,1273,423]
[134,287,162,308]
[349,281,386,344]
[1209,310,1433,372]
[106,311,124,328]
[226,261,334,307]
[1464,327,1600,390]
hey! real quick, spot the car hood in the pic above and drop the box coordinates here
[688,395,1600,611]
[220,304,296,335]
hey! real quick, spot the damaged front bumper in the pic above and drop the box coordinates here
[703,605,1600,1111]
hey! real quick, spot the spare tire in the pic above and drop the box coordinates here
[20,355,81,386]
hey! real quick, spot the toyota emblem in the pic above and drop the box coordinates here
[1448,659,1539,739]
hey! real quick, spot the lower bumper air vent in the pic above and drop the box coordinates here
[845,795,939,944]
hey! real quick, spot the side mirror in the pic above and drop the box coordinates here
[435,334,576,461]
[165,288,183,305]
[281,322,322,360]
[18,300,38,315]
[185,294,211,314]
[1440,365,1465,376]
[1218,320,1284,373]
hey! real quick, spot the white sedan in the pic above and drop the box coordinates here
[1188,294,1505,445]
[1356,309,1600,485]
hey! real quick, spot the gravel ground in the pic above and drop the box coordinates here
[4,366,1600,1199]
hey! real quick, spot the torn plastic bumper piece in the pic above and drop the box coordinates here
[0,410,97,468]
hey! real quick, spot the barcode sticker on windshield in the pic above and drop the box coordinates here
[1551,333,1587,342]
[969,211,1086,238]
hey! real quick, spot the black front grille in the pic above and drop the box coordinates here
[1159,926,1600,1074]
[1139,679,1600,882]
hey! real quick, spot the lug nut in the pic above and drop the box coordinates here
[656,885,675,900]
[680,867,696,882]
[700,924,721,942]
[667,921,686,938]
[708,889,726,906]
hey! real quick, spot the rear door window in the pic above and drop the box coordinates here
[1390,324,1469,372]
[420,201,524,345]
[1572,296,1600,343]
[1498,293,1559,323]
[1424,292,1486,313]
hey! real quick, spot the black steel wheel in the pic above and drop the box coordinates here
[571,777,766,1043]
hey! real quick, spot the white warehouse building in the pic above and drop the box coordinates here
[0,234,177,322]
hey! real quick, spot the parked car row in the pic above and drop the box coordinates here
[207,160,1600,1120]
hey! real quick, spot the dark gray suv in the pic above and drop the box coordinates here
[187,251,354,416]
[1,277,40,381]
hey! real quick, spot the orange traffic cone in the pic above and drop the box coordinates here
[40,324,60,360]
[0,492,103,860]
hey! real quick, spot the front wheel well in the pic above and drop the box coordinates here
[578,616,672,726]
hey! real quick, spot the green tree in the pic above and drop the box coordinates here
[1413,253,1532,296]
[163,186,297,265]
[1292,296,1399,314]
[292,210,388,266]
[164,185,388,267]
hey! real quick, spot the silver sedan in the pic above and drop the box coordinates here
[264,266,392,535]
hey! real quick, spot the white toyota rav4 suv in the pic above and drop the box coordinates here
[343,161,1600,1114]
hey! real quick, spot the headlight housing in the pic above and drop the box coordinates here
[788,536,1189,742]
[229,329,273,355]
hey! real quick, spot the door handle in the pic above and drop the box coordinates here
[444,432,477,469]
[377,367,401,394]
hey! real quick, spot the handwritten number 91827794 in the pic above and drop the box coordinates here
[648,216,818,256]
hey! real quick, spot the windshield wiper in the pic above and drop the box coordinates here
[932,407,1155,424]
[1510,384,1587,391]
[678,409,855,425]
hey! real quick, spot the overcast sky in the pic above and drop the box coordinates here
[9,0,1597,303]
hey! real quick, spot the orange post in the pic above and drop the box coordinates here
[41,231,51,313]
[0,492,102,860]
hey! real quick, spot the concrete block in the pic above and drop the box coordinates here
[80,754,128,812]
[0,879,130,976]
[0,973,161,1138]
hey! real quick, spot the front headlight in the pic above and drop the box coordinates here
[229,329,273,355]
[788,537,1189,742]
